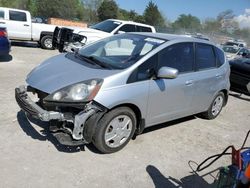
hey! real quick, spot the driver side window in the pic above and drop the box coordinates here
[127,54,158,83]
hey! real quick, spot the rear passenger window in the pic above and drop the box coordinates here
[118,24,136,32]
[136,26,152,32]
[158,43,194,73]
[0,10,4,19]
[196,43,216,70]
[9,10,27,22]
[214,47,225,67]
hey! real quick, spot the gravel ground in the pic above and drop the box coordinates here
[0,44,249,188]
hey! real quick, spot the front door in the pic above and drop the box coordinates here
[6,10,31,40]
[147,42,196,126]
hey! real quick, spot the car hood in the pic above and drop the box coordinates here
[26,53,121,94]
[225,52,237,60]
[73,27,109,35]
[73,28,111,44]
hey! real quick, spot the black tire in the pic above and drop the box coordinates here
[199,92,225,120]
[40,35,54,50]
[93,107,136,154]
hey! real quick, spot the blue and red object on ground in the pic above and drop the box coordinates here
[197,130,250,188]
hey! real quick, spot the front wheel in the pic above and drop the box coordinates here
[199,92,225,119]
[93,107,136,154]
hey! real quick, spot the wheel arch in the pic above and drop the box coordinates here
[110,103,145,134]
[40,31,53,41]
[220,89,229,106]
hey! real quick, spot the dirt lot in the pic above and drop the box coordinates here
[0,44,249,188]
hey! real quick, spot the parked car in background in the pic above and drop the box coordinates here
[229,57,250,96]
[0,27,10,56]
[222,46,250,60]
[223,40,247,48]
[16,33,230,153]
[0,7,62,49]
[53,19,156,52]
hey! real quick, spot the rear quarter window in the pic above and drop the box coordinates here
[136,26,152,32]
[196,43,216,70]
[214,47,225,67]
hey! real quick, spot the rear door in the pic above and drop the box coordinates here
[5,10,31,40]
[191,43,220,113]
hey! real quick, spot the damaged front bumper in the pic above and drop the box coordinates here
[15,85,102,145]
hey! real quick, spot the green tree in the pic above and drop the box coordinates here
[143,1,165,27]
[97,0,118,21]
[36,0,84,20]
[172,14,201,32]
[82,0,102,23]
[217,9,234,22]
[203,18,221,33]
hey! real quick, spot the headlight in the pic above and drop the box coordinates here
[44,79,103,102]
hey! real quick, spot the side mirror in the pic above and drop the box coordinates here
[157,67,178,79]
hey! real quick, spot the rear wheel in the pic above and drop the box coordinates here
[199,92,225,119]
[93,107,136,154]
[40,35,54,50]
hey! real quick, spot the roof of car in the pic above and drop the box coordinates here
[131,32,215,44]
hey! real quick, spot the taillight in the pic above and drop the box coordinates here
[0,30,7,37]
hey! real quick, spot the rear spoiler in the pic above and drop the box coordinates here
[52,27,87,52]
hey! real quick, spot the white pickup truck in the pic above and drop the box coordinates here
[53,19,156,52]
[0,7,58,49]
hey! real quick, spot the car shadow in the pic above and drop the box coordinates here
[0,54,13,62]
[146,164,218,188]
[11,41,39,48]
[140,116,196,136]
[229,92,250,102]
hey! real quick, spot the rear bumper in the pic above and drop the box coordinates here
[15,85,100,144]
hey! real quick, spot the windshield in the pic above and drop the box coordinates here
[222,46,239,54]
[79,34,166,69]
[90,20,122,33]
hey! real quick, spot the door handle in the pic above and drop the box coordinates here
[185,80,194,86]
[216,74,222,79]
[0,21,6,24]
[24,24,30,27]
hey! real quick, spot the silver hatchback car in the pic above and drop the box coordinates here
[16,33,230,153]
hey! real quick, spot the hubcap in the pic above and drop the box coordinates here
[44,38,52,48]
[211,95,223,116]
[105,115,133,148]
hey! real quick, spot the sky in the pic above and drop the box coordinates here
[116,0,250,28]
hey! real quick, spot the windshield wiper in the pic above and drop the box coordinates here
[75,52,112,69]
[88,56,112,69]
